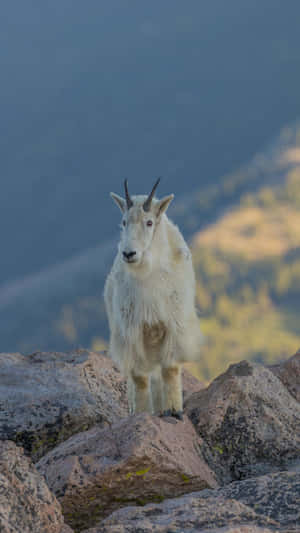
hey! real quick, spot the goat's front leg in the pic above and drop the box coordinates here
[161,365,183,419]
[130,373,152,414]
[150,370,164,414]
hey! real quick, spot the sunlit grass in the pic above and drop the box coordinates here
[191,168,300,381]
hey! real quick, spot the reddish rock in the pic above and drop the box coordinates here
[0,440,73,533]
[37,413,218,531]
[270,349,300,401]
[0,350,128,460]
[185,360,300,482]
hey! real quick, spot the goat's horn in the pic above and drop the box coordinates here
[143,177,161,212]
[124,179,133,209]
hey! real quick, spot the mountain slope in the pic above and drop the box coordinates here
[191,144,300,380]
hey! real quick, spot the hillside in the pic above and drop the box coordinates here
[191,142,300,380]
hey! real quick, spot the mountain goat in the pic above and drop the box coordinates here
[104,179,202,417]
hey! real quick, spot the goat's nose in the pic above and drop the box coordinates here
[123,250,137,260]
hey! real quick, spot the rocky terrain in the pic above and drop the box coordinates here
[0,350,128,461]
[0,349,299,532]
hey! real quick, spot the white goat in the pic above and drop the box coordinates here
[104,179,202,417]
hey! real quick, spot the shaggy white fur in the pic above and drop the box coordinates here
[104,183,202,415]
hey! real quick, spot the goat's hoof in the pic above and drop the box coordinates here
[161,409,172,418]
[161,409,184,420]
[173,410,184,420]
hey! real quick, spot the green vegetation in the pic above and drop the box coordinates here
[191,168,300,381]
[125,467,151,479]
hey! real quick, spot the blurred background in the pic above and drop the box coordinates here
[1,0,300,381]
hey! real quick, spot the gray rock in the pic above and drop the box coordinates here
[83,469,300,532]
[0,440,73,533]
[270,350,300,402]
[89,493,278,533]
[216,469,300,530]
[0,350,128,460]
[182,366,205,402]
[37,413,218,531]
[185,360,300,483]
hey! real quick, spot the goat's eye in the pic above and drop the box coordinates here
[147,220,153,227]
[122,220,126,227]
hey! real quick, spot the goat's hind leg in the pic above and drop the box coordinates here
[161,365,183,419]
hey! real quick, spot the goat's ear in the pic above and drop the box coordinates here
[155,194,174,217]
[110,193,126,213]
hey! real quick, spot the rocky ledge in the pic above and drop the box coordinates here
[0,350,128,461]
[0,349,299,533]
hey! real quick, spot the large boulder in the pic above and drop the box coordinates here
[185,360,300,482]
[92,498,276,533]
[0,440,73,533]
[217,469,300,530]
[182,366,205,402]
[270,349,300,401]
[0,350,128,461]
[87,469,299,533]
[37,413,218,531]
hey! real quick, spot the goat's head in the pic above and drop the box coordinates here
[110,179,174,268]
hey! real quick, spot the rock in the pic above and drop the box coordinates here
[182,366,205,402]
[83,469,300,533]
[185,360,300,482]
[37,413,218,531]
[206,529,274,533]
[217,469,300,531]
[270,349,300,402]
[0,440,73,533]
[0,350,128,461]
[87,497,276,533]
[89,494,277,533]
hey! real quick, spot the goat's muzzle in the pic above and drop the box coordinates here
[122,250,137,263]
